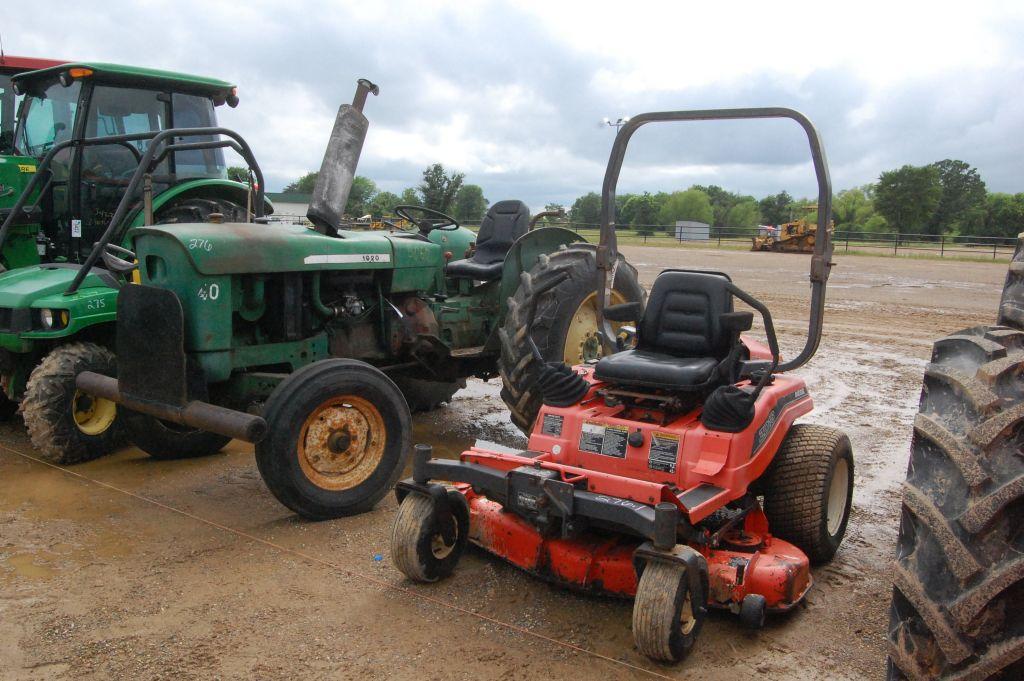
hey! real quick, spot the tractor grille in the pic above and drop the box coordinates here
[0,308,33,333]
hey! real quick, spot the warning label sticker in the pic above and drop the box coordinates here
[648,432,680,473]
[541,413,564,436]
[578,421,628,458]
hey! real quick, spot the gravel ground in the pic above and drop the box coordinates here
[0,247,1007,680]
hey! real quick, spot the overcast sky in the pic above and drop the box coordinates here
[8,1,1024,209]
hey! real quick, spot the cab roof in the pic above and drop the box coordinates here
[12,62,236,99]
[0,55,66,75]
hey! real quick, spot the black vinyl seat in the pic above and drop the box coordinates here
[594,271,748,392]
[446,200,530,281]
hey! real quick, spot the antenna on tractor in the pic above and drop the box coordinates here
[0,31,6,62]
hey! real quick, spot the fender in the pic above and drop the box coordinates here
[125,179,275,231]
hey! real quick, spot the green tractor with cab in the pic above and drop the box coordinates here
[0,61,272,463]
[74,77,643,519]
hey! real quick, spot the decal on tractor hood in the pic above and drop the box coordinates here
[303,253,391,265]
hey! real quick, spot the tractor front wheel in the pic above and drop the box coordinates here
[391,490,469,582]
[255,359,411,519]
[499,244,644,432]
[632,560,706,663]
[22,342,123,464]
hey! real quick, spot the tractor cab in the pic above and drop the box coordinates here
[9,62,242,265]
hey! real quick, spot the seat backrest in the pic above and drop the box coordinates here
[638,271,734,358]
[472,200,530,264]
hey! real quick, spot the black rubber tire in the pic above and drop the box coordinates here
[739,593,767,630]
[498,244,644,433]
[391,490,470,582]
[886,325,1024,680]
[632,561,705,663]
[0,393,19,421]
[391,376,466,412]
[761,423,854,564]
[123,412,231,460]
[155,196,247,224]
[255,359,411,520]
[997,233,1023,329]
[22,342,124,464]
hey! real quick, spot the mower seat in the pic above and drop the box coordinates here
[594,270,746,392]
[446,200,530,281]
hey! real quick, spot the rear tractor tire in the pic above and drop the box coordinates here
[762,423,854,564]
[22,342,123,464]
[632,560,706,663]
[391,489,470,583]
[498,244,645,433]
[255,359,411,520]
[886,325,1024,680]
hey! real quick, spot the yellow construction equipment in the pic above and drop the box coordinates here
[752,205,831,253]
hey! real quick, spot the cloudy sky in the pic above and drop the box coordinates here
[9,0,1024,209]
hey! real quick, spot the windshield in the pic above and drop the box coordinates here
[15,78,81,157]
[171,92,226,179]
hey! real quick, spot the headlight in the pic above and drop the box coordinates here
[39,309,68,330]
[40,309,54,329]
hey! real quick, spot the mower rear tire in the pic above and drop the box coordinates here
[391,376,465,412]
[886,325,1024,680]
[255,359,411,519]
[22,342,124,464]
[155,196,247,224]
[632,560,705,663]
[391,490,469,582]
[499,244,644,433]
[124,412,231,460]
[762,423,854,564]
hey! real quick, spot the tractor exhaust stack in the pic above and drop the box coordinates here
[307,78,379,235]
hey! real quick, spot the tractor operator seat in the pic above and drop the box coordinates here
[594,271,751,392]
[445,200,530,281]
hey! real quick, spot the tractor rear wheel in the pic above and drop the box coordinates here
[123,413,231,460]
[632,560,705,663]
[391,489,470,582]
[22,342,123,464]
[391,376,466,412]
[155,196,247,224]
[762,423,854,564]
[255,359,411,519]
[886,324,1024,680]
[498,244,644,433]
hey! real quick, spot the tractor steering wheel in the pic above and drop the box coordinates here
[394,205,459,235]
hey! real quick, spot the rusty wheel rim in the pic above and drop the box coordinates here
[563,290,628,365]
[297,395,386,491]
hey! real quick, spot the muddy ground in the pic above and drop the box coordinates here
[0,248,1008,680]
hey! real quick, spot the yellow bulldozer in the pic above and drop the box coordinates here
[752,205,832,253]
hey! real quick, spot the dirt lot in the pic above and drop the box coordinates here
[0,247,1008,680]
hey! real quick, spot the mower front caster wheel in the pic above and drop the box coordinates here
[739,593,767,629]
[391,490,469,583]
[632,561,706,663]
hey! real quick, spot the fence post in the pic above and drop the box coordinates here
[846,232,850,252]
[994,241,998,260]
[894,236,898,256]
[940,235,944,257]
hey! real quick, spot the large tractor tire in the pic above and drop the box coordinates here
[886,324,1024,680]
[255,359,411,519]
[498,244,644,433]
[155,196,247,224]
[391,376,466,412]
[22,342,123,464]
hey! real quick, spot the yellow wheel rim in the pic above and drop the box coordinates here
[72,389,117,436]
[680,589,697,635]
[563,291,630,365]
[297,395,386,491]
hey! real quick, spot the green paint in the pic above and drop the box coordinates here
[13,63,235,99]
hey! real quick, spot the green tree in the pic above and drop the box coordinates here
[569,192,601,227]
[418,163,464,213]
[368,190,401,218]
[874,165,942,236]
[227,166,250,183]
[451,184,488,222]
[658,188,713,228]
[982,193,1024,238]
[833,186,876,231]
[345,176,377,217]
[616,193,638,226]
[399,187,422,207]
[693,184,744,227]
[724,199,760,228]
[283,171,319,194]
[928,159,987,235]
[758,191,793,226]
[627,193,659,233]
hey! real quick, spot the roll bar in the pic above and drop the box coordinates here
[595,107,833,372]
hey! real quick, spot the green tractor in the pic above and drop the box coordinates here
[0,61,272,463]
[75,77,643,519]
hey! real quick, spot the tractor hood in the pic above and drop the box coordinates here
[131,222,443,275]
[0,264,114,308]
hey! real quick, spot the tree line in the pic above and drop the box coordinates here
[269,157,1024,239]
